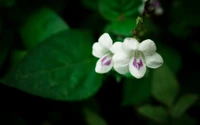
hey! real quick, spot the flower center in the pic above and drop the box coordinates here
[101,55,112,66]
[132,58,143,70]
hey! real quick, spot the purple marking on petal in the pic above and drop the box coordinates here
[101,56,107,63]
[132,58,143,70]
[101,55,112,66]
[103,59,112,66]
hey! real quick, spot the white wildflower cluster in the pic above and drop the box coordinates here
[92,33,163,79]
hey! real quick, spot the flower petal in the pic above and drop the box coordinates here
[95,54,113,74]
[114,64,129,74]
[98,33,113,49]
[112,51,130,66]
[145,52,163,69]
[92,42,108,58]
[129,57,146,79]
[110,42,123,54]
[112,52,130,74]
[122,37,139,54]
[155,7,163,15]
[138,4,145,14]
[139,39,156,55]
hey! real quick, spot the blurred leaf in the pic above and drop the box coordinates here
[171,94,198,118]
[1,30,103,101]
[137,104,168,123]
[104,18,136,36]
[0,0,16,7]
[157,43,181,74]
[20,8,69,49]
[81,0,98,11]
[98,0,141,21]
[172,114,197,125]
[152,64,179,107]
[83,108,107,125]
[122,75,151,106]
[10,50,27,68]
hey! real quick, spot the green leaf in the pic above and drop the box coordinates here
[152,64,179,107]
[122,75,151,106]
[20,8,69,49]
[98,0,141,21]
[137,104,168,123]
[104,18,136,36]
[1,30,103,101]
[10,50,27,68]
[157,43,181,74]
[171,94,198,118]
[83,108,107,125]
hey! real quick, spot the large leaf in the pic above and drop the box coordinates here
[171,94,198,118]
[137,104,168,123]
[10,50,27,68]
[122,75,152,106]
[98,0,141,21]
[104,18,136,36]
[152,64,179,107]
[20,8,69,49]
[1,30,103,101]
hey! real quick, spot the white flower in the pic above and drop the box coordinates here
[113,38,163,79]
[92,33,123,74]
[138,0,163,15]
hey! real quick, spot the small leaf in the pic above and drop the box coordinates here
[1,30,103,101]
[104,18,136,36]
[83,108,107,125]
[171,94,198,118]
[152,64,179,107]
[20,7,69,49]
[136,16,143,26]
[137,104,168,123]
[122,75,151,106]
